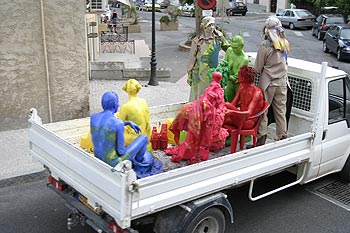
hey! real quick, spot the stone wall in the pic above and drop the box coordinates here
[0,0,89,131]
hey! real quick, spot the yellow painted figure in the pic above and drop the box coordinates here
[80,79,152,153]
[117,79,152,151]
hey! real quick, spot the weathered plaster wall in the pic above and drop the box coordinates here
[0,0,89,131]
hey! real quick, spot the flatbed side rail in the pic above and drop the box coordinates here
[28,117,137,229]
[248,161,308,201]
[130,133,313,219]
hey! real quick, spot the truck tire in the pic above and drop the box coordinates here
[339,155,350,183]
[184,207,225,233]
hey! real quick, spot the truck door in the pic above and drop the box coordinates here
[319,76,350,175]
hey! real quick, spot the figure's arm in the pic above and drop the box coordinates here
[225,89,240,110]
[254,44,266,74]
[124,121,141,134]
[115,121,126,156]
[246,90,263,115]
[187,38,199,73]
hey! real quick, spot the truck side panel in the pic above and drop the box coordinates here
[130,133,313,219]
[29,120,136,229]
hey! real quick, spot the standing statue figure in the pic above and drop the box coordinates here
[117,79,152,152]
[187,16,229,101]
[254,17,290,146]
[223,35,249,102]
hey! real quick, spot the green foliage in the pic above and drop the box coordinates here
[160,15,171,24]
[208,60,230,88]
[166,5,182,22]
[129,1,139,25]
[294,0,349,20]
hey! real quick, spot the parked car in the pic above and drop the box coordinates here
[226,1,247,16]
[312,14,345,40]
[275,9,316,30]
[160,0,170,9]
[140,1,161,11]
[323,24,350,61]
[180,3,195,17]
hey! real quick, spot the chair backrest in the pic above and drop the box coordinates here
[246,101,270,120]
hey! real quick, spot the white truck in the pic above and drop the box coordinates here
[28,55,350,233]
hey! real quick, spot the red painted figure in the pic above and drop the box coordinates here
[167,72,228,164]
[224,65,265,129]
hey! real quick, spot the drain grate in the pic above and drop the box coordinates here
[315,181,350,206]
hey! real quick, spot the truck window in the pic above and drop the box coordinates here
[328,78,347,124]
[255,75,312,112]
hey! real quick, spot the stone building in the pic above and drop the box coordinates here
[0,0,89,131]
[246,0,290,13]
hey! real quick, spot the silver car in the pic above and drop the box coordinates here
[276,9,316,30]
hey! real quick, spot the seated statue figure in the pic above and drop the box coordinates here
[80,79,152,153]
[117,79,152,152]
[224,35,249,102]
[91,91,162,178]
[224,65,265,129]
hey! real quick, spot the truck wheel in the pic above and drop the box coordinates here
[184,207,225,233]
[339,155,350,183]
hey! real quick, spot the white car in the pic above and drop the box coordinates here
[181,3,195,17]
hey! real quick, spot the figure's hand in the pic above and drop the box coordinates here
[125,121,142,134]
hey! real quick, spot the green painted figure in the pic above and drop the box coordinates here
[224,35,249,102]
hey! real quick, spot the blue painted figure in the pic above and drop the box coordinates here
[90,91,162,178]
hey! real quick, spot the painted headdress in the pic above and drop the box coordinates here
[264,17,290,54]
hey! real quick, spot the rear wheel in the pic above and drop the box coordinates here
[323,41,329,53]
[184,208,225,233]
[337,48,342,61]
[289,23,295,30]
[339,155,350,182]
[242,12,246,16]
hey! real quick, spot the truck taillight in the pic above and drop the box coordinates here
[321,23,326,30]
[109,221,125,233]
[48,175,66,191]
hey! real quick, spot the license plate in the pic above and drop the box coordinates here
[79,195,102,215]
[239,6,244,9]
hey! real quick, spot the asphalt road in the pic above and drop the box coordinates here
[1,171,350,233]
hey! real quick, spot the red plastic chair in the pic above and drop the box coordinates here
[223,101,270,153]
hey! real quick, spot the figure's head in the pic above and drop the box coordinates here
[263,17,289,52]
[212,72,222,83]
[238,65,256,84]
[201,16,215,34]
[101,91,119,113]
[122,79,142,96]
[230,35,244,54]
